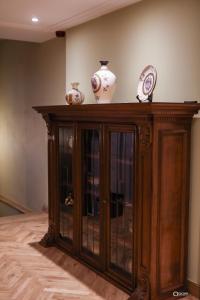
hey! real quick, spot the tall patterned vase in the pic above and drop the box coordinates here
[91,61,116,104]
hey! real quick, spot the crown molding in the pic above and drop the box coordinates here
[0,20,49,32]
[0,0,142,42]
[50,0,142,31]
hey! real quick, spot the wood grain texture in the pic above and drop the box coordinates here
[158,130,187,291]
[33,103,200,300]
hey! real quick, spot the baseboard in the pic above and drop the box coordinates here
[0,194,32,214]
[187,280,200,298]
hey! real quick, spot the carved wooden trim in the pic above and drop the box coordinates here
[42,114,51,133]
[128,272,150,300]
[42,113,56,227]
[153,115,192,123]
[139,125,152,151]
[39,224,55,247]
[33,103,200,118]
[42,113,55,141]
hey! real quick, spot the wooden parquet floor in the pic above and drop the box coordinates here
[0,213,129,300]
[0,213,197,300]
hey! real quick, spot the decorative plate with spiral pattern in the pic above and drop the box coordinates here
[137,65,157,102]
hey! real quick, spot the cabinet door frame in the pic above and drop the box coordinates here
[77,123,106,270]
[104,123,137,290]
[55,122,78,254]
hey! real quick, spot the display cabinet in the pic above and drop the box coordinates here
[34,103,200,300]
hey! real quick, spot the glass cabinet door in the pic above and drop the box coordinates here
[59,127,74,245]
[80,128,101,264]
[108,127,135,283]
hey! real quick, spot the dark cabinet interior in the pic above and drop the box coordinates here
[59,127,74,244]
[34,103,200,300]
[108,129,135,279]
[81,128,101,261]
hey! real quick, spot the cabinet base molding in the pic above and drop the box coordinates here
[128,273,149,300]
[187,280,200,298]
[39,224,55,247]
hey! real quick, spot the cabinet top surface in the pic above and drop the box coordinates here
[33,102,200,117]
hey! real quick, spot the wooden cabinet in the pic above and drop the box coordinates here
[34,103,200,300]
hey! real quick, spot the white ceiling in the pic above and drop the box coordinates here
[0,0,142,43]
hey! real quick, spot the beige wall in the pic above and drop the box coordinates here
[65,0,200,284]
[66,0,200,103]
[27,38,66,211]
[0,38,66,211]
[0,40,37,208]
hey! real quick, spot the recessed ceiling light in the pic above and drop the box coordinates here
[32,17,39,23]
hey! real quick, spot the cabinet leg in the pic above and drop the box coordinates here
[128,274,150,300]
[39,224,55,247]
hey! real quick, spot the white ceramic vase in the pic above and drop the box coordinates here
[91,61,116,104]
[65,82,84,105]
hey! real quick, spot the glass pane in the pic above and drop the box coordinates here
[82,129,100,257]
[59,127,74,242]
[110,131,134,276]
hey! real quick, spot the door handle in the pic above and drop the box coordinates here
[65,192,74,206]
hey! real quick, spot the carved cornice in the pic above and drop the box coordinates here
[42,114,52,135]
[42,113,55,141]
